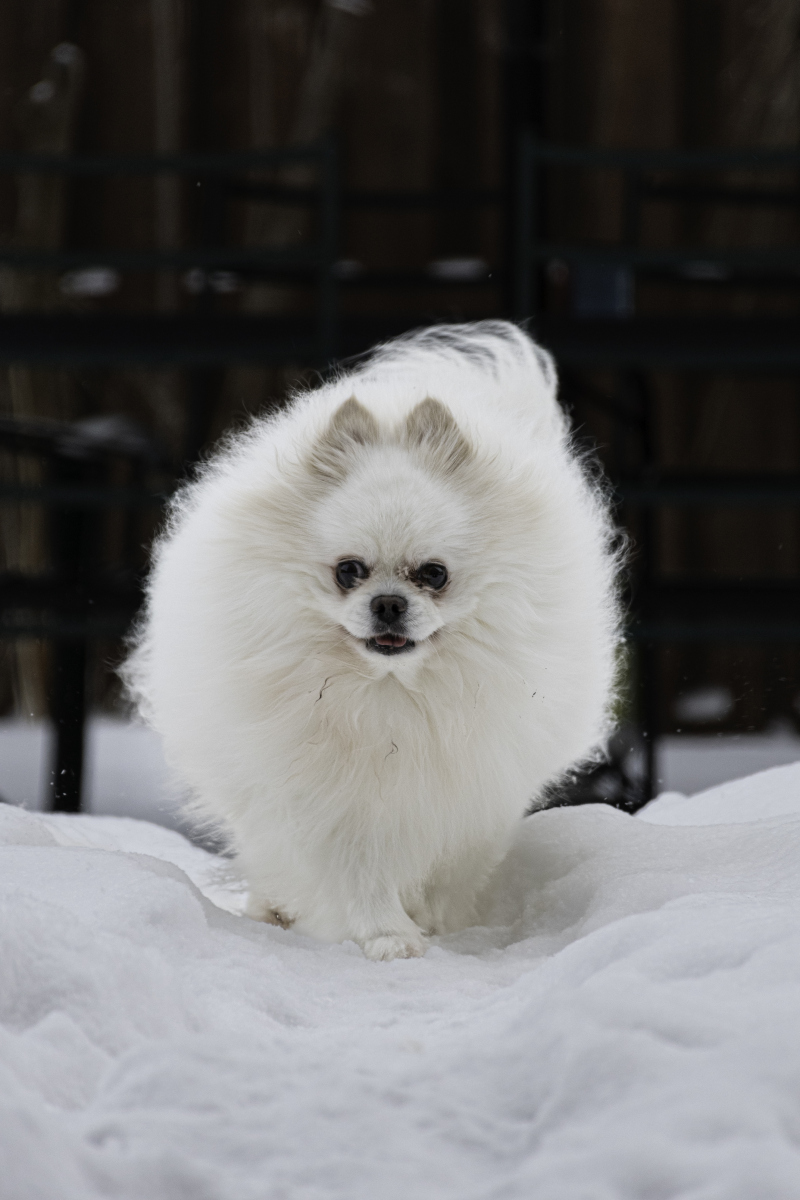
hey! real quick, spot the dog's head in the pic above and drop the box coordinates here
[306,395,481,674]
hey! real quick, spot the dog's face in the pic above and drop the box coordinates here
[306,397,481,674]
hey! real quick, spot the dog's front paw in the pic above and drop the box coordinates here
[362,933,427,961]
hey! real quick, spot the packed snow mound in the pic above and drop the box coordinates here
[638,759,800,826]
[2,762,800,1200]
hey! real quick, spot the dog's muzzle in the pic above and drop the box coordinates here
[366,594,415,655]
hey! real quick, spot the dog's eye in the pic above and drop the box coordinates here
[335,559,369,589]
[416,562,448,590]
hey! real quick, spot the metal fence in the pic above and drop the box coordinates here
[0,141,508,813]
[0,141,339,810]
[515,137,800,803]
[8,135,798,814]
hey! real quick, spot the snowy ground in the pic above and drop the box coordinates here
[3,715,800,823]
[3,755,800,1198]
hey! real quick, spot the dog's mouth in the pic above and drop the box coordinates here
[365,634,415,656]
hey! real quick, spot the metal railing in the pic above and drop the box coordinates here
[0,141,340,810]
[515,135,800,324]
[0,140,340,364]
[515,138,800,804]
[0,144,513,812]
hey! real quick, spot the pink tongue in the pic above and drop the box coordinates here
[376,634,407,648]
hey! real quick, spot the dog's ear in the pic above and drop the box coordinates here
[404,398,472,475]
[308,397,379,480]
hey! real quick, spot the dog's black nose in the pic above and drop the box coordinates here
[370,594,407,622]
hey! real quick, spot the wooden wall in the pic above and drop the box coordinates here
[548,0,800,734]
[0,0,798,732]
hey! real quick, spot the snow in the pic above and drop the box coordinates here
[0,719,52,809]
[2,761,800,1198]
[639,760,800,827]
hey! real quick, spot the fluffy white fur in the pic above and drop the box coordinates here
[124,321,620,960]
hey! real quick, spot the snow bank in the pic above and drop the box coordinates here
[639,760,800,827]
[2,763,800,1199]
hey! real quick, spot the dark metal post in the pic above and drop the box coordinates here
[47,453,98,812]
[629,370,658,802]
[622,169,642,247]
[504,0,548,320]
[185,169,226,463]
[50,637,86,811]
[515,130,535,322]
[318,136,339,363]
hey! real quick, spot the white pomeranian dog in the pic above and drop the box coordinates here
[124,322,620,960]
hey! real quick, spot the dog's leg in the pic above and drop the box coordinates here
[416,842,502,935]
[344,879,428,961]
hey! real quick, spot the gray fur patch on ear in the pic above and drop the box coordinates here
[404,397,472,475]
[308,397,380,480]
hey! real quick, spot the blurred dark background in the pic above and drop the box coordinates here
[0,0,798,813]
